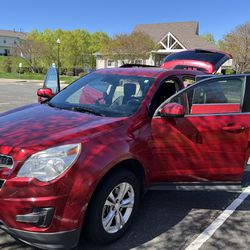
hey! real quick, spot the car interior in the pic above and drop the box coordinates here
[111,83,138,105]
[150,78,179,115]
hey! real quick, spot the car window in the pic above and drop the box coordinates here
[169,77,245,115]
[67,81,112,104]
[112,80,141,103]
[43,67,59,94]
[49,72,155,117]
[192,78,243,104]
[149,78,180,115]
[182,76,196,87]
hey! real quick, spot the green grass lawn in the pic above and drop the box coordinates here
[0,72,77,84]
[0,56,79,84]
[0,72,45,80]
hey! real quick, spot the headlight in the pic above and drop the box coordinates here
[17,144,81,182]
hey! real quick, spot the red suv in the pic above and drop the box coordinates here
[1,50,249,250]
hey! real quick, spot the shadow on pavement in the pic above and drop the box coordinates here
[77,190,239,250]
[0,190,240,250]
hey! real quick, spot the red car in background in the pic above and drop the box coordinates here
[1,49,249,250]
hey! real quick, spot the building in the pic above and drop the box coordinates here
[96,21,218,69]
[0,30,26,56]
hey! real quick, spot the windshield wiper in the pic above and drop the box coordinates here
[71,106,104,116]
[47,102,56,107]
[47,102,64,109]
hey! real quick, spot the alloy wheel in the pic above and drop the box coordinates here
[102,182,135,234]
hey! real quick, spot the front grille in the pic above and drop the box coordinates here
[0,179,5,189]
[0,154,14,169]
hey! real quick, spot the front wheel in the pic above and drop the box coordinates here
[84,169,141,244]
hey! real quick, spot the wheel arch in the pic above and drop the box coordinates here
[93,158,146,201]
[81,158,146,239]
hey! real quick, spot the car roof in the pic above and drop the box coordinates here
[95,67,204,78]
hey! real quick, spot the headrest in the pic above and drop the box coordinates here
[124,83,136,96]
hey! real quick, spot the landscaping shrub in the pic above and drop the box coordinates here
[3,57,12,73]
[78,72,86,77]
[66,70,74,76]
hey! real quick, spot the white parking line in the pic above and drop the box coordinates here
[185,186,250,250]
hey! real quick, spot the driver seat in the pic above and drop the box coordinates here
[122,83,137,104]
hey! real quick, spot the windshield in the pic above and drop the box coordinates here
[49,72,155,117]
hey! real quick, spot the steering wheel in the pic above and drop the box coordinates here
[127,98,141,106]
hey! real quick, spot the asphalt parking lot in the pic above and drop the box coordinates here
[0,79,250,250]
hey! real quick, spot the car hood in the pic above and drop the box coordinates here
[0,104,125,155]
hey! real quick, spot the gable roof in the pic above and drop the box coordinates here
[0,30,26,40]
[134,21,217,50]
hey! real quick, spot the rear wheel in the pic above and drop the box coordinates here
[84,169,140,244]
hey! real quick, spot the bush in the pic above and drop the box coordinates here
[78,72,86,77]
[73,68,84,76]
[17,68,25,74]
[66,70,74,76]
[36,67,45,74]
[42,68,48,74]
[225,69,236,74]
[3,57,12,73]
[16,67,31,74]
[59,68,67,75]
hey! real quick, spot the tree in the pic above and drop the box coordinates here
[102,31,156,64]
[219,22,250,73]
[3,56,12,73]
[201,33,216,45]
[88,32,110,69]
[59,29,91,69]
[13,36,49,73]
[36,29,63,68]
[12,29,110,73]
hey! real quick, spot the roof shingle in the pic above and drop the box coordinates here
[134,21,217,50]
[0,30,26,40]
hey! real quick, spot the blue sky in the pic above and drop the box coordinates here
[2,0,249,41]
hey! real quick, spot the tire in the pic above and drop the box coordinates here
[83,169,141,244]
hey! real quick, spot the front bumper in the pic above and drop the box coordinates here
[0,180,84,249]
[0,221,81,250]
[0,151,90,249]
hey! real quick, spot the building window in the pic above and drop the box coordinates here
[107,60,115,67]
[14,40,17,45]
[3,40,6,44]
[135,59,143,64]
[4,49,10,56]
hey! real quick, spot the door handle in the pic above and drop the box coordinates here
[222,124,245,133]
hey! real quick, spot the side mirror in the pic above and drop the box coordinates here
[37,88,55,102]
[159,103,185,117]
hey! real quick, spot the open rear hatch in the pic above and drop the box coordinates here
[160,49,232,74]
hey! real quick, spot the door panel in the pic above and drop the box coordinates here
[190,103,240,114]
[151,116,204,182]
[151,114,248,182]
[150,75,249,183]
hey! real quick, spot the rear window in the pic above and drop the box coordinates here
[164,50,226,65]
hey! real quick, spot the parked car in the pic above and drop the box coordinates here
[1,50,248,250]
